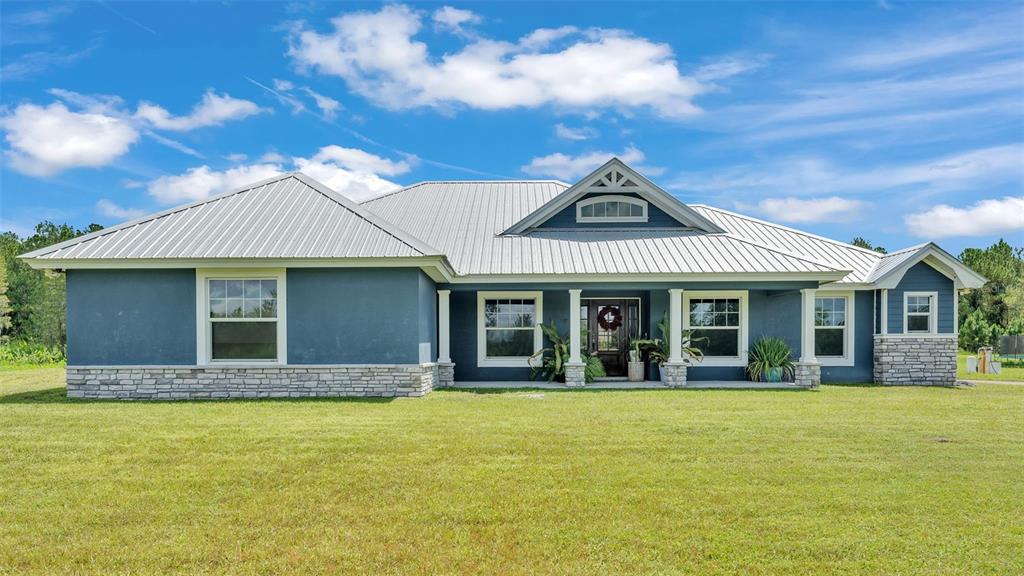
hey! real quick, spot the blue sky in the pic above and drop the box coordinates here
[1,1,1022,254]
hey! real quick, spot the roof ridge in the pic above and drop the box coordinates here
[880,242,930,257]
[691,204,886,258]
[361,179,571,205]
[721,233,847,272]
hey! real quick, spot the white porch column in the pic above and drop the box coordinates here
[669,288,683,363]
[437,290,451,363]
[800,288,817,363]
[880,289,889,335]
[568,289,582,364]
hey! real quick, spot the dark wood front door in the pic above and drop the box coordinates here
[585,299,632,377]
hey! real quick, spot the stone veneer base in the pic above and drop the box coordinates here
[873,335,957,386]
[794,362,821,388]
[437,362,455,388]
[661,362,688,387]
[66,364,438,400]
[564,362,586,387]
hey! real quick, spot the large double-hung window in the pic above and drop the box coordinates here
[477,291,543,367]
[198,270,286,363]
[683,291,748,365]
[815,296,847,357]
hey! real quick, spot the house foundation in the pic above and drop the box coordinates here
[873,335,957,386]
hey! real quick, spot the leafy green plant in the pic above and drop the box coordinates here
[529,321,606,383]
[633,312,704,366]
[745,337,795,382]
[0,339,66,366]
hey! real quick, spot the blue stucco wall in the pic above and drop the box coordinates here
[287,268,433,364]
[886,262,955,334]
[66,269,197,365]
[536,192,687,229]
[418,272,437,362]
[820,290,874,383]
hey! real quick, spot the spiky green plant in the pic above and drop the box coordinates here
[633,312,705,366]
[529,321,606,383]
[746,337,795,382]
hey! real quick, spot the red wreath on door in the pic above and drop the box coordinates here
[597,305,623,331]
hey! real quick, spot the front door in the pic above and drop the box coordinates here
[585,299,634,377]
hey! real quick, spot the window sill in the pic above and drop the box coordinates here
[693,357,746,367]
[477,357,535,368]
[818,357,855,367]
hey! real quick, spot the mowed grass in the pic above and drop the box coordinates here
[958,351,1024,382]
[1,369,1022,575]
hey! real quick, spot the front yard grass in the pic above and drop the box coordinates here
[957,351,1024,382]
[1,367,1022,575]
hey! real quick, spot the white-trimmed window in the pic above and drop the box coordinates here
[477,291,543,367]
[814,292,855,366]
[197,269,287,364]
[904,291,937,334]
[576,195,648,223]
[683,290,748,366]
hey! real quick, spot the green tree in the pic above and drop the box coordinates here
[851,237,888,254]
[959,309,999,352]
[959,239,1024,330]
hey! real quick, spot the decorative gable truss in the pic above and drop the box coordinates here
[502,157,725,234]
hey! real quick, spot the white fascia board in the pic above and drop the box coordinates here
[450,271,850,284]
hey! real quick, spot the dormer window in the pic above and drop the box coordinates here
[576,195,648,223]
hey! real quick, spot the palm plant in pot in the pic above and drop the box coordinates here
[633,313,705,383]
[529,321,606,383]
[746,337,795,382]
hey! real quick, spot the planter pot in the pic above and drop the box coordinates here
[657,364,666,384]
[764,366,783,383]
[628,361,645,382]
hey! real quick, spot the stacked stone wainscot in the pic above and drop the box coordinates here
[66,364,438,400]
[873,335,957,386]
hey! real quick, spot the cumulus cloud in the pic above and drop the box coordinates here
[287,4,706,118]
[749,196,869,224]
[147,145,410,204]
[0,102,139,176]
[432,6,481,34]
[554,123,596,141]
[96,198,145,220]
[134,90,266,131]
[521,146,661,181]
[905,196,1024,237]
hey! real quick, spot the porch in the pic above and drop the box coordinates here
[449,380,807,390]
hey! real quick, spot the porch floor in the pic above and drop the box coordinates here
[449,380,806,390]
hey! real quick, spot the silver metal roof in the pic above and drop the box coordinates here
[864,243,929,283]
[363,181,843,277]
[22,173,437,261]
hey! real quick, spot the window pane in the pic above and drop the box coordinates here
[209,280,226,299]
[212,322,276,360]
[908,315,929,332]
[244,280,261,298]
[593,202,606,217]
[630,203,643,217]
[210,299,226,318]
[260,299,277,318]
[691,329,739,357]
[484,301,498,327]
[261,280,277,298]
[226,280,244,298]
[690,301,713,326]
[225,299,244,318]
[486,329,534,357]
[243,298,262,318]
[815,298,846,327]
[581,204,593,217]
[815,328,844,357]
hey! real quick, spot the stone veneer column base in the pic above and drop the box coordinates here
[437,362,455,388]
[873,335,957,386]
[661,362,687,388]
[564,362,586,387]
[794,362,821,388]
[65,364,439,400]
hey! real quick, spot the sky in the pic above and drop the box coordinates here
[1,1,1022,255]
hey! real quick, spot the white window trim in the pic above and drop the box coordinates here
[814,291,855,367]
[196,268,287,366]
[903,291,938,334]
[682,290,748,367]
[477,291,544,368]
[575,194,649,223]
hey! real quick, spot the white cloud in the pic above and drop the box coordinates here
[693,54,767,82]
[0,102,139,176]
[121,179,145,189]
[521,146,660,181]
[750,196,868,224]
[905,196,1024,238]
[301,87,342,119]
[147,145,410,204]
[287,4,705,118]
[148,163,285,204]
[96,199,145,220]
[273,78,295,91]
[224,153,248,162]
[554,123,596,141]
[135,90,265,131]
[432,6,481,34]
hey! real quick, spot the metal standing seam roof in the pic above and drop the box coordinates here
[21,173,439,261]
[863,243,933,283]
[362,181,845,277]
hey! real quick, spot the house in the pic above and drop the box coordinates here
[20,159,986,399]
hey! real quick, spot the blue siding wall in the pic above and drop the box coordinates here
[66,269,196,365]
[536,192,687,229]
[418,272,437,362]
[821,291,874,383]
[287,268,431,364]
[886,262,955,334]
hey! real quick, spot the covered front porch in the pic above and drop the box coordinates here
[435,283,829,389]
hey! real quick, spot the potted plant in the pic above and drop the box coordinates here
[627,338,645,382]
[529,322,606,384]
[634,313,705,383]
[746,337,795,382]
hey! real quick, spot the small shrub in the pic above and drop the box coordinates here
[0,340,66,366]
[959,309,999,351]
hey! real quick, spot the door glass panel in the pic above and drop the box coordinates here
[596,304,622,351]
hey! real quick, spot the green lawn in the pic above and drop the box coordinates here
[1,368,1022,575]
[958,351,1024,382]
